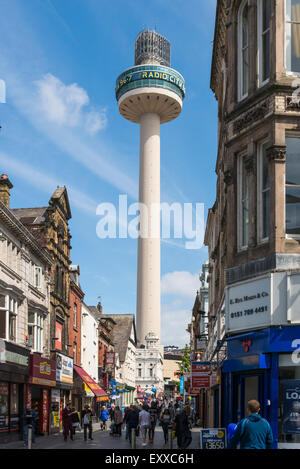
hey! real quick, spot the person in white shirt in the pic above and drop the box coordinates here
[139,405,151,446]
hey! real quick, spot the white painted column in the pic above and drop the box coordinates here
[136,112,161,345]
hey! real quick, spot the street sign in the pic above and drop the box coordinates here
[200,428,227,449]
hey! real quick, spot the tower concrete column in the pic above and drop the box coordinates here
[115,30,185,346]
[137,112,161,343]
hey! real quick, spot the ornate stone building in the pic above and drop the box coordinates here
[12,187,72,357]
[205,0,300,448]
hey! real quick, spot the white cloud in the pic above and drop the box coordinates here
[161,271,199,298]
[161,308,191,347]
[34,73,107,134]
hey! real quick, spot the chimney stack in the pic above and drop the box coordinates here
[97,301,103,315]
[0,174,13,208]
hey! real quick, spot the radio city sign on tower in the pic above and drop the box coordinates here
[115,30,185,345]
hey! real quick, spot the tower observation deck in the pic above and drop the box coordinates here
[116,30,185,345]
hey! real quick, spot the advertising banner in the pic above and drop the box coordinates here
[191,362,218,389]
[282,380,300,434]
[56,353,73,384]
[200,428,227,449]
[30,354,56,387]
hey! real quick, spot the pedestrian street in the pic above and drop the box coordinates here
[0,421,201,450]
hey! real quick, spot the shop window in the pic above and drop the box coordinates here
[258,0,271,85]
[237,153,249,250]
[0,383,9,432]
[286,137,300,236]
[278,355,300,444]
[238,0,249,101]
[28,311,44,352]
[257,141,270,242]
[286,0,300,73]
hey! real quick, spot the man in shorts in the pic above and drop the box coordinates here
[139,405,151,446]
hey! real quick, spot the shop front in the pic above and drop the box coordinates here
[0,339,30,442]
[73,365,108,416]
[222,326,300,449]
[55,352,73,430]
[27,354,56,437]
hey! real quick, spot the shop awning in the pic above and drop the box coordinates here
[73,365,108,399]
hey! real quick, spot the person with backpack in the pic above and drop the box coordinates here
[82,405,93,441]
[228,400,273,450]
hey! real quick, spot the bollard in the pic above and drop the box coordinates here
[168,427,173,450]
[28,425,32,450]
[131,427,136,449]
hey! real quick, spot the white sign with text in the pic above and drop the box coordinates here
[226,275,271,333]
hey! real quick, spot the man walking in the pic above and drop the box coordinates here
[149,401,158,444]
[82,405,93,441]
[228,400,273,450]
[62,401,74,441]
[139,404,151,447]
[127,406,139,446]
[174,405,192,449]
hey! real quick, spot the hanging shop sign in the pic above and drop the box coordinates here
[29,354,56,387]
[105,351,115,366]
[200,428,227,449]
[56,353,73,385]
[282,380,300,435]
[191,362,218,389]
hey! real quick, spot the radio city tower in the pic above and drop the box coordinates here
[116,30,185,345]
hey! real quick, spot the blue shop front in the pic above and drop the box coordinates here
[222,326,300,449]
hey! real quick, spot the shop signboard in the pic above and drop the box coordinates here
[200,428,227,449]
[226,276,271,333]
[30,354,56,387]
[0,339,30,373]
[282,380,300,434]
[191,362,217,389]
[105,351,115,366]
[56,353,73,385]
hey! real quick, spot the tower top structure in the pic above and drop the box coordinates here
[135,30,171,67]
[115,29,185,125]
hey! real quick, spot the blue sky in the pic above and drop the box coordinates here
[0,0,218,347]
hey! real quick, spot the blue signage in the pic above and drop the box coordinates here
[282,380,300,434]
[179,375,184,395]
[200,428,227,449]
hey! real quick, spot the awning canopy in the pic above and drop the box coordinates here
[74,365,108,399]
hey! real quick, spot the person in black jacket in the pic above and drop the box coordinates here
[127,406,139,445]
[174,405,192,449]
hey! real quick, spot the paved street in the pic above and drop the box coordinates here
[1,421,201,450]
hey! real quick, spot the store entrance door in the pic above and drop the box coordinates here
[233,373,265,423]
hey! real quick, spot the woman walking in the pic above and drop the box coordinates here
[160,408,172,445]
[100,406,108,430]
[113,406,123,437]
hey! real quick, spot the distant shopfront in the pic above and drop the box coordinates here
[27,354,56,437]
[54,352,73,430]
[0,339,30,442]
[73,365,108,414]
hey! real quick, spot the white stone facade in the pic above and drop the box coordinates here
[0,202,52,355]
[136,332,164,396]
[81,302,99,381]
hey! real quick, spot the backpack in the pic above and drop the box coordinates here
[239,417,271,440]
